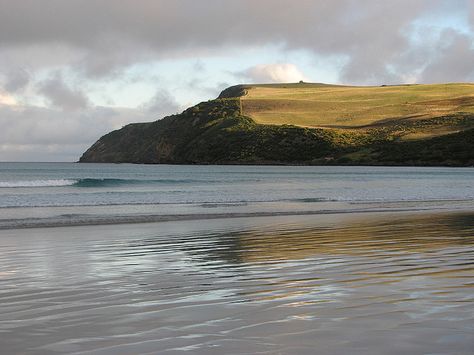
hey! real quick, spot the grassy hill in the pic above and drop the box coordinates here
[80,83,474,166]
[228,82,474,134]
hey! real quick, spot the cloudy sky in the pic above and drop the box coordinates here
[0,0,473,161]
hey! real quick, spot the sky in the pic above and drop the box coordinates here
[0,0,473,161]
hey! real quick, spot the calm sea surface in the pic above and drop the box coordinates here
[0,163,473,228]
[0,212,473,354]
[0,163,473,354]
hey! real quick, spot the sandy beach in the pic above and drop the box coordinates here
[1,210,473,354]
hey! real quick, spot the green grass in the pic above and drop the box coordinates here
[240,83,474,134]
[81,83,474,166]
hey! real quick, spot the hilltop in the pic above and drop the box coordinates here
[80,83,474,166]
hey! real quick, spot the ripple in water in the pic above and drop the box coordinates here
[0,211,473,354]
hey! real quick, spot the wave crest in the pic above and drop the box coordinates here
[0,179,77,188]
[73,178,135,187]
[0,178,197,188]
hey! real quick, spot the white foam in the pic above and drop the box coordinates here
[0,179,77,188]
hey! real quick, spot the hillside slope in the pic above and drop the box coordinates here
[238,83,474,129]
[80,83,474,166]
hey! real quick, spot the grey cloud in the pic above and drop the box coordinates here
[419,30,474,83]
[141,88,181,117]
[37,73,90,110]
[0,104,152,161]
[336,1,437,84]
[0,143,88,162]
[0,1,429,49]
[470,1,474,29]
[76,41,158,79]
[0,83,182,161]
[3,68,30,92]
[186,79,232,99]
[0,0,458,82]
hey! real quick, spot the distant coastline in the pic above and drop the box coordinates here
[79,82,474,166]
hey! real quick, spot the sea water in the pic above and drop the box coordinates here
[1,163,474,354]
[1,162,474,228]
[0,211,473,354]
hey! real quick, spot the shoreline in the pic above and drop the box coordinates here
[2,203,473,231]
[75,161,474,168]
[1,191,472,355]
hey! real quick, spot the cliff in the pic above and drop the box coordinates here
[79,83,474,166]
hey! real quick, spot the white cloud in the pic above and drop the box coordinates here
[0,91,17,105]
[242,63,309,83]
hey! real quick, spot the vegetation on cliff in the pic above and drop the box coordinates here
[80,83,474,166]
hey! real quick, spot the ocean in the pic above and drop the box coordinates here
[1,163,474,354]
[1,162,474,228]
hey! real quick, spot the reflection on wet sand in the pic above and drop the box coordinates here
[191,212,474,262]
[0,211,473,354]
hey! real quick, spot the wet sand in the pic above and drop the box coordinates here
[2,198,474,230]
[0,211,473,354]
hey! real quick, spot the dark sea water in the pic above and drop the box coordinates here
[1,163,473,228]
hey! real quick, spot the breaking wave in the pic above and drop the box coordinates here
[0,178,202,188]
[0,179,77,188]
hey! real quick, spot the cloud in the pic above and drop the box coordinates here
[419,30,474,83]
[0,1,470,85]
[242,63,309,83]
[0,85,182,161]
[0,143,88,162]
[37,73,90,111]
[141,88,181,117]
[0,104,152,161]
[0,0,472,161]
[0,91,17,105]
[3,68,30,92]
[0,0,451,81]
[470,2,474,29]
